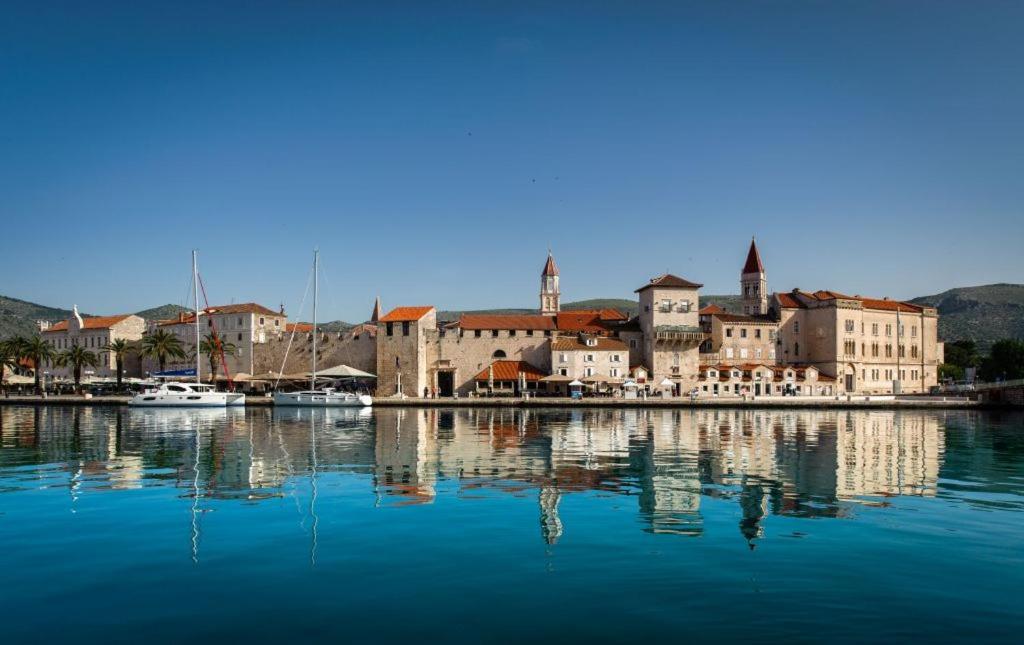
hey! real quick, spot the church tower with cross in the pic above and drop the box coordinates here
[540,251,560,316]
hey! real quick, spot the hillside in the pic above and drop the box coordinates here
[910,284,1024,350]
[135,304,190,321]
[0,296,80,339]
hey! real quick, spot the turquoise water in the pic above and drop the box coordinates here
[1,406,1022,643]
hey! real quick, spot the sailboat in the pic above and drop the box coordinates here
[273,250,373,407]
[130,251,246,408]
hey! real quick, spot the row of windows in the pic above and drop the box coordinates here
[864,369,920,382]
[558,353,623,364]
[724,327,775,340]
[48,336,109,349]
[848,342,920,358]
[556,367,622,378]
[845,320,919,337]
[723,347,776,360]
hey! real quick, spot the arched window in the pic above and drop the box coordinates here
[492,350,506,359]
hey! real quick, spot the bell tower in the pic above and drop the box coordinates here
[741,238,768,315]
[540,251,560,316]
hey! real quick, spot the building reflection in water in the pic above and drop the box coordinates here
[0,405,951,548]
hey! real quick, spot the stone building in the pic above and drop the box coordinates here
[149,302,287,379]
[40,306,146,379]
[374,243,942,398]
[698,239,943,395]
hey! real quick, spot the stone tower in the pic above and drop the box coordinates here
[540,251,560,316]
[741,238,767,315]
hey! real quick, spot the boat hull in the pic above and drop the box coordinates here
[129,392,239,407]
[273,391,372,407]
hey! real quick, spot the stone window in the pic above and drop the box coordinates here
[402,322,411,336]
[845,320,855,332]
[584,367,594,377]
[509,329,517,337]
[755,329,761,339]
[474,329,481,338]
[559,353,568,363]
[386,323,394,337]
[491,330,499,338]
[794,321,800,333]
[740,328,747,339]
[726,328,733,338]
[584,354,594,363]
[526,330,533,337]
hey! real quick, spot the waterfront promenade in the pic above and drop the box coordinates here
[0,394,983,409]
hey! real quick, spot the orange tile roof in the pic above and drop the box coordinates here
[742,238,765,274]
[459,314,556,331]
[379,306,434,323]
[555,311,610,333]
[776,290,922,313]
[205,303,279,316]
[635,273,703,292]
[551,336,628,352]
[699,304,725,315]
[474,360,547,382]
[43,314,132,333]
[286,323,314,333]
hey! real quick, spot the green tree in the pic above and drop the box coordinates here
[56,345,99,394]
[944,340,980,370]
[198,332,236,382]
[103,338,134,389]
[979,339,1024,382]
[0,337,25,388]
[939,363,964,382]
[140,329,187,374]
[19,336,57,395]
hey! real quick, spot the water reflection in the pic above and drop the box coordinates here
[1,406,1021,551]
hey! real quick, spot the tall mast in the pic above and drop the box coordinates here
[311,249,318,391]
[193,249,201,385]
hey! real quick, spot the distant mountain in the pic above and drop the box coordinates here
[134,304,190,321]
[910,284,1024,350]
[0,296,79,339]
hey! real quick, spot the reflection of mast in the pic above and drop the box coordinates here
[191,427,201,564]
[309,413,318,567]
[539,486,563,545]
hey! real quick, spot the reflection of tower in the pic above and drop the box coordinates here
[539,486,563,545]
[638,410,703,536]
[738,479,768,549]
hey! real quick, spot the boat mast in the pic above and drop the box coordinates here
[193,249,201,385]
[311,249,318,391]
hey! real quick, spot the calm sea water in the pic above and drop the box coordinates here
[1,406,1022,643]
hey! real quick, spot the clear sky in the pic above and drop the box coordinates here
[2,1,1022,323]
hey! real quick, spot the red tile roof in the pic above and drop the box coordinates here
[550,336,628,352]
[542,253,559,276]
[555,311,611,333]
[379,306,434,323]
[286,323,314,333]
[459,314,556,330]
[742,238,765,274]
[714,313,776,324]
[635,273,703,292]
[157,303,281,326]
[474,360,547,382]
[699,304,725,315]
[777,290,922,313]
[43,314,133,333]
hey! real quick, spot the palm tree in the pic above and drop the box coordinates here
[0,337,24,390]
[103,338,134,389]
[20,336,56,395]
[56,346,99,394]
[198,332,237,382]
[140,329,186,374]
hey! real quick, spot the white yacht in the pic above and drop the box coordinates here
[272,250,373,408]
[130,250,246,408]
[131,382,246,407]
[274,388,372,407]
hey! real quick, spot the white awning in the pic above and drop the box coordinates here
[314,364,377,379]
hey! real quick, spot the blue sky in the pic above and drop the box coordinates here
[1,1,1022,323]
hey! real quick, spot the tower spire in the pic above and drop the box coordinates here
[540,250,560,315]
[370,296,382,323]
[741,237,768,315]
